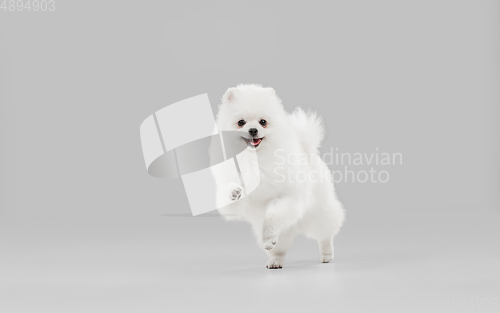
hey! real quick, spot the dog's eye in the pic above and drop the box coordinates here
[237,120,246,127]
[259,119,267,126]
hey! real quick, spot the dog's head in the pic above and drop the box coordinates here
[216,84,287,151]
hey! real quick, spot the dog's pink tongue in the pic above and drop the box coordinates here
[251,138,262,146]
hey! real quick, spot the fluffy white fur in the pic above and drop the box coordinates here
[214,84,345,269]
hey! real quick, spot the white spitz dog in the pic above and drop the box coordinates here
[214,84,345,269]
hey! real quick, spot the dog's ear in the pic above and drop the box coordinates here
[222,88,237,104]
[267,87,276,95]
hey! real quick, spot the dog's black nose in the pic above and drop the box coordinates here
[248,128,258,136]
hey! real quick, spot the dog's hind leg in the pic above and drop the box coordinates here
[318,236,334,263]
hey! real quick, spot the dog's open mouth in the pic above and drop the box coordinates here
[242,136,264,148]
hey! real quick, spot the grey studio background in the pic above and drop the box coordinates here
[1,1,499,312]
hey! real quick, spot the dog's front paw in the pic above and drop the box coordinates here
[266,257,284,269]
[230,186,242,201]
[216,183,243,208]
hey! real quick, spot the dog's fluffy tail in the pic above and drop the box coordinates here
[289,107,325,154]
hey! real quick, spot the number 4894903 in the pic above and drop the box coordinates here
[1,0,56,11]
